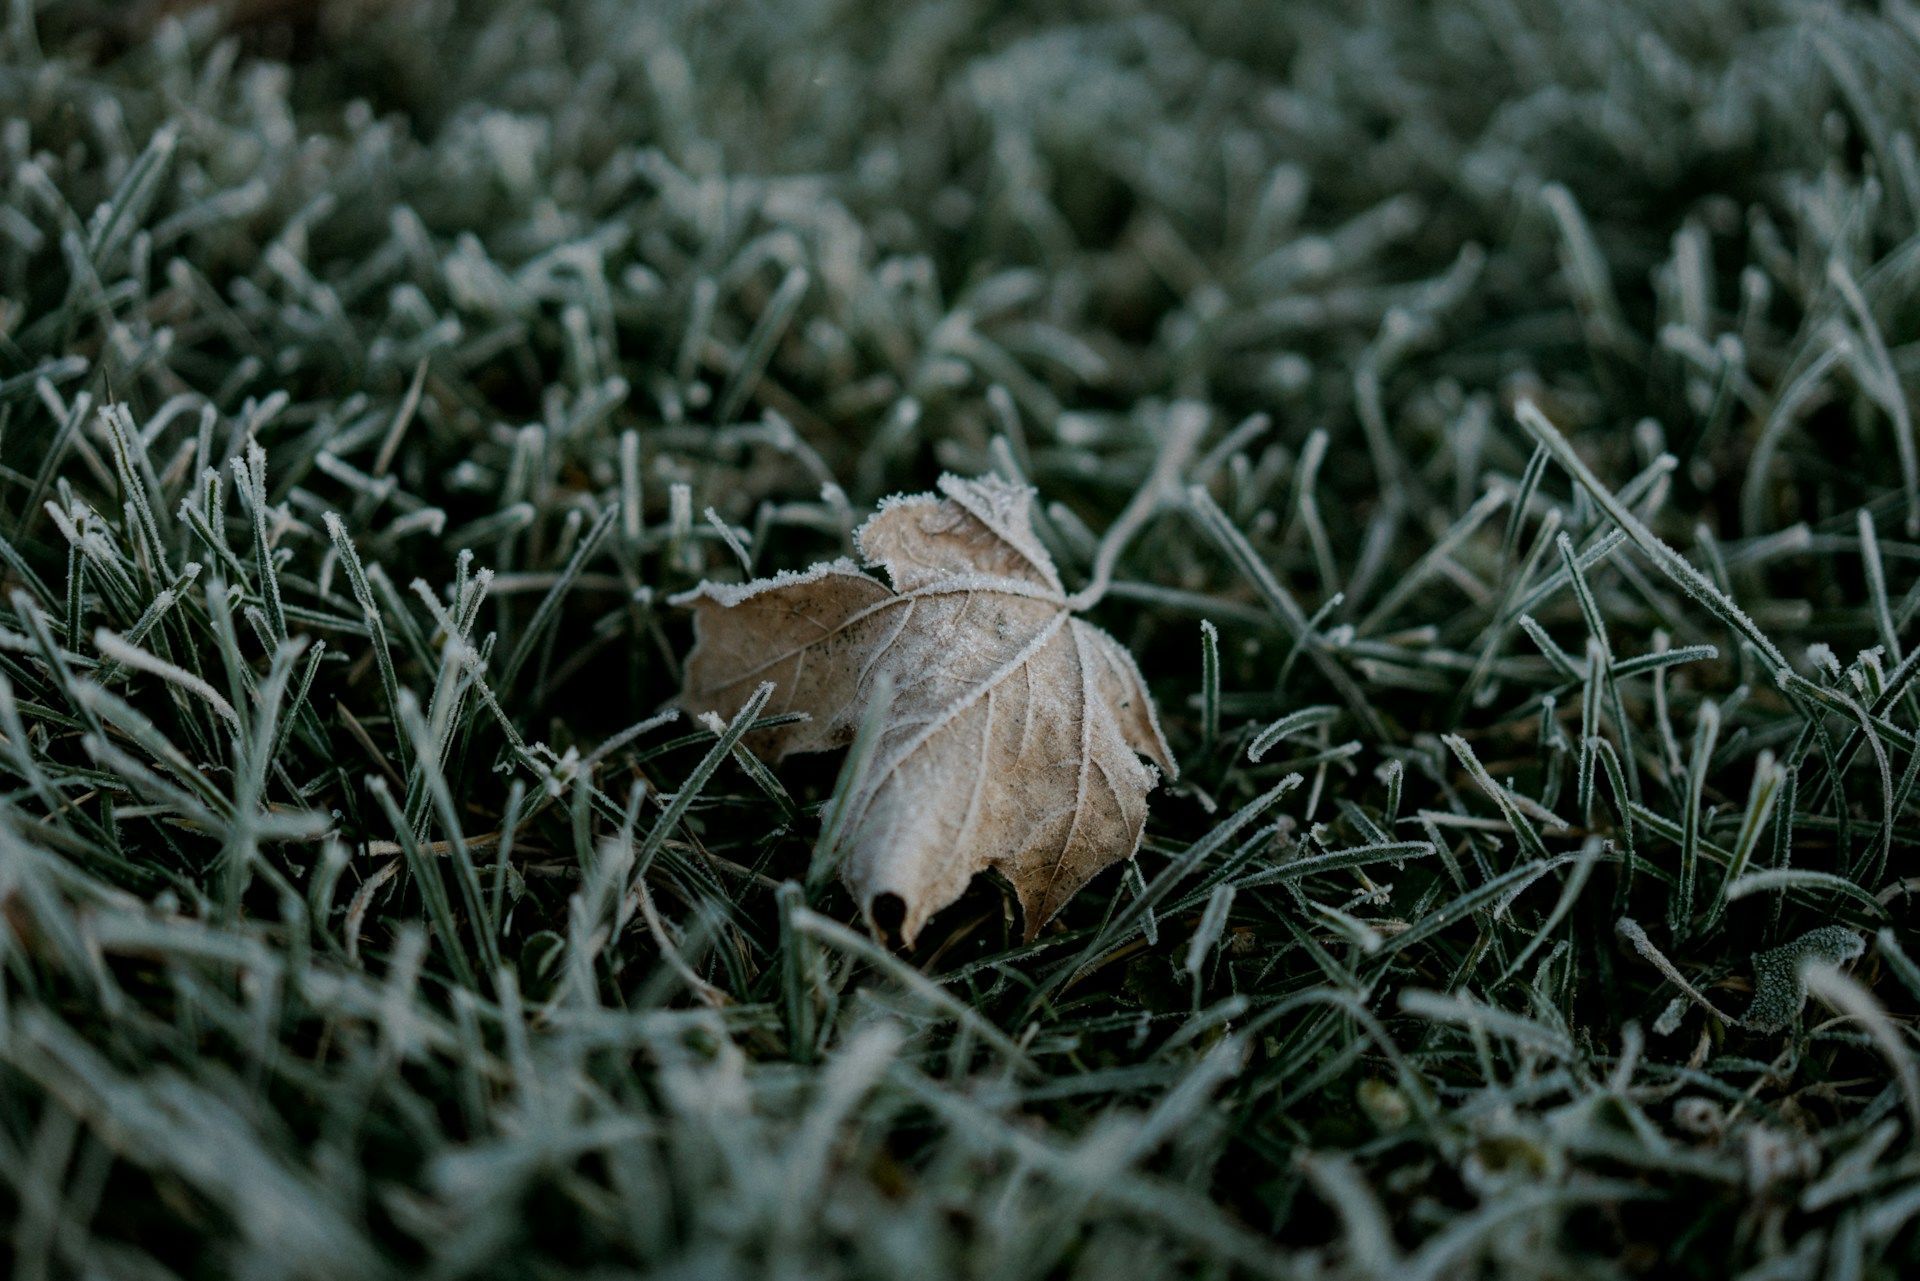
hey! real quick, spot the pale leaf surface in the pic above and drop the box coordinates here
[674,474,1172,943]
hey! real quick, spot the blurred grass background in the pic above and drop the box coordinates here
[4,0,1920,1276]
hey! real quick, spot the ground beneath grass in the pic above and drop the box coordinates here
[4,1,1920,1277]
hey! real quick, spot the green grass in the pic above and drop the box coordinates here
[4,0,1920,1275]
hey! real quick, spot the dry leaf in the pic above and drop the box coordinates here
[673,474,1175,945]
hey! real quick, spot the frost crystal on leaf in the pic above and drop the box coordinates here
[1743,926,1866,1032]
[674,474,1174,944]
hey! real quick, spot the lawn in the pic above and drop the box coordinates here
[3,1,1920,1276]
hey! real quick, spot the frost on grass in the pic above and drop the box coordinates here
[4,0,1920,1277]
